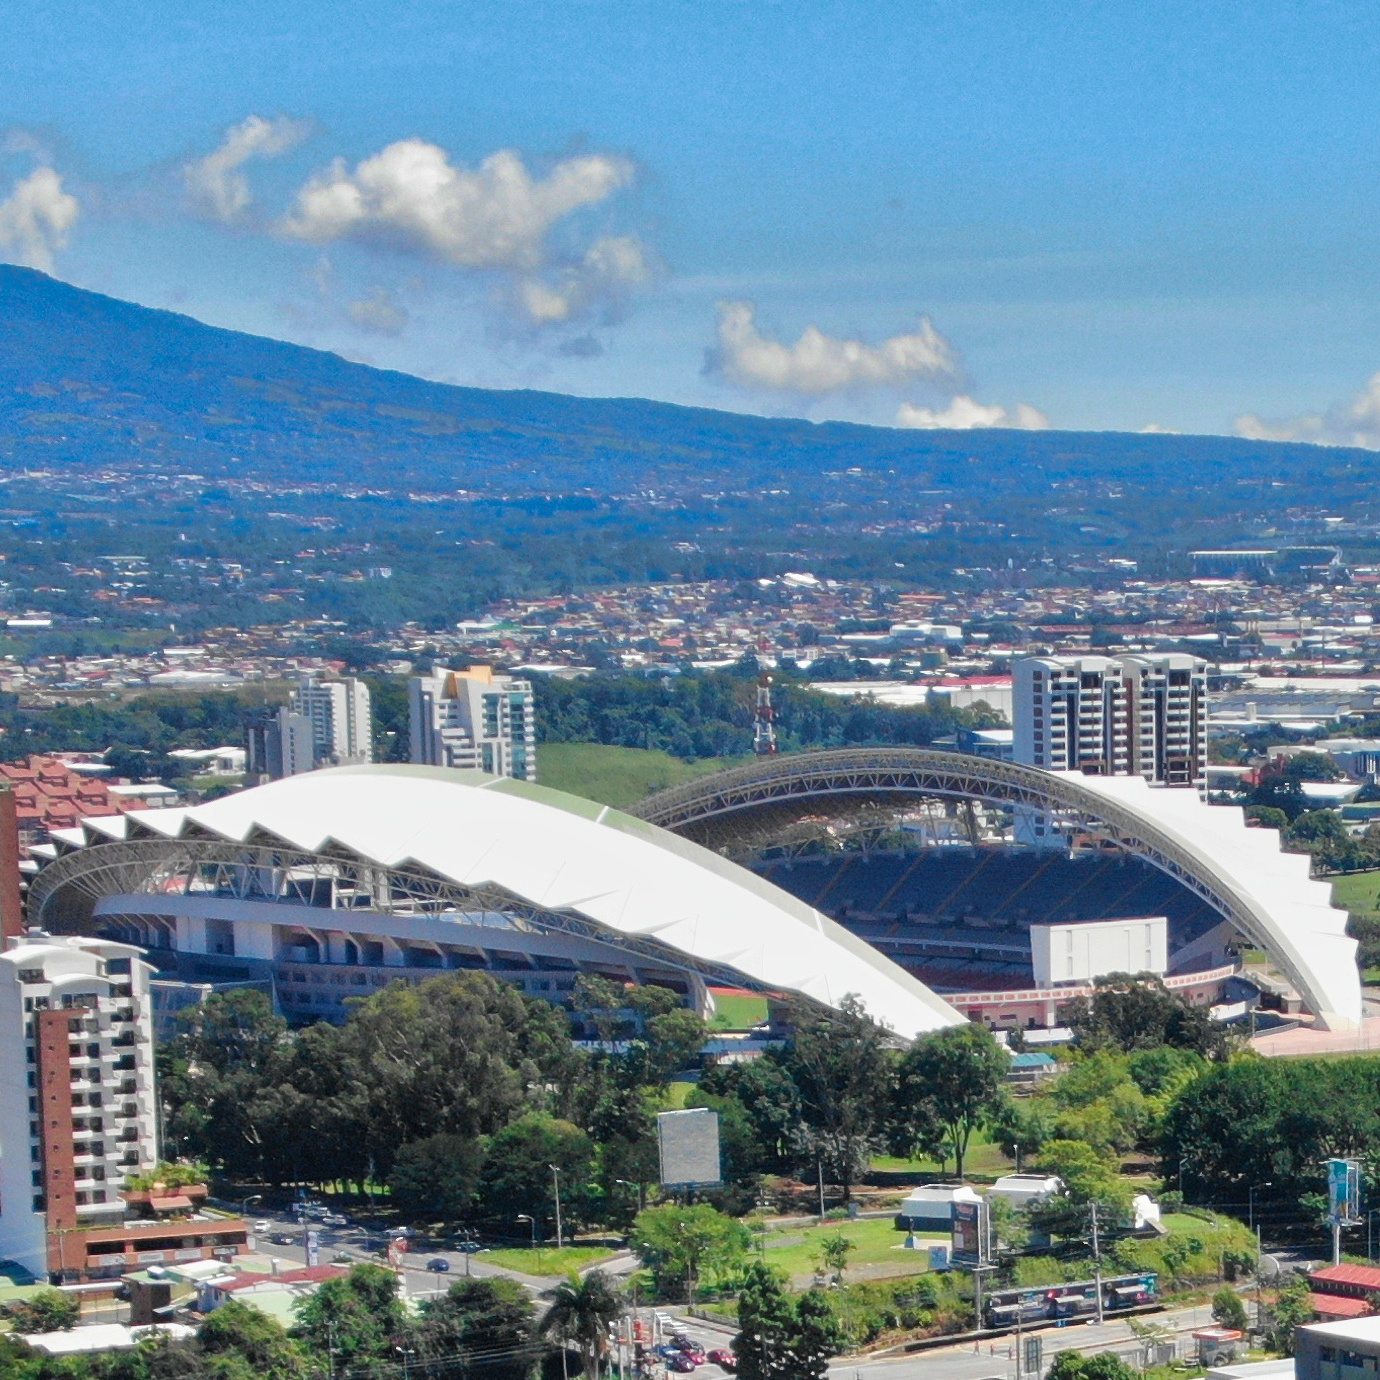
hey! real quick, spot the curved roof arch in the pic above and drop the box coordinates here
[633,748,1362,1031]
[29,764,965,1038]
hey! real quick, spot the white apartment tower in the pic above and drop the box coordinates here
[409,665,537,781]
[290,677,373,768]
[1013,654,1207,786]
[249,677,374,781]
[0,935,158,1278]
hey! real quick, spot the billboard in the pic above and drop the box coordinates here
[657,1108,722,1187]
[952,1198,992,1267]
[1327,1158,1361,1225]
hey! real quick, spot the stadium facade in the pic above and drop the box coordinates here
[24,753,1364,1036]
[26,765,962,1039]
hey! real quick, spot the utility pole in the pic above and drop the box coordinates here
[817,1158,826,1223]
[1256,1225,1265,1337]
[1091,1202,1105,1326]
[550,1164,565,1249]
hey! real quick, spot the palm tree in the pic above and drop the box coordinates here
[540,1270,624,1378]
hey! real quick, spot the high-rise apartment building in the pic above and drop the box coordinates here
[0,935,158,1278]
[409,665,537,781]
[292,677,373,767]
[1013,653,1206,786]
[247,677,373,781]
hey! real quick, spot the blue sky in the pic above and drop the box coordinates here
[7,0,1380,441]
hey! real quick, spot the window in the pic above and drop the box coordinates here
[32,1196,44,1212]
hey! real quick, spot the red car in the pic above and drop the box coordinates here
[707,1350,736,1372]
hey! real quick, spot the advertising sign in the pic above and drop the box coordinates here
[657,1108,722,1187]
[1327,1158,1361,1225]
[951,1198,992,1267]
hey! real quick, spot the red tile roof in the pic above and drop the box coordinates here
[0,755,148,851]
[1312,1265,1380,1290]
[1309,1293,1373,1319]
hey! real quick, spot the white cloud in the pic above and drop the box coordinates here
[0,167,79,273]
[514,234,653,324]
[708,301,959,394]
[896,395,1049,431]
[348,286,408,336]
[185,115,312,223]
[1234,373,1380,449]
[282,139,634,272]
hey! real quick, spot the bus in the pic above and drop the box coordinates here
[982,1273,1159,1329]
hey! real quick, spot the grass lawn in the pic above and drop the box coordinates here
[664,1081,696,1109]
[535,743,745,810]
[755,1216,945,1285]
[871,1129,1013,1182]
[480,1245,617,1276]
[1329,869,1380,923]
[709,989,770,1030]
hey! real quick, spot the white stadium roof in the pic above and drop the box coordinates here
[51,764,965,1037]
[1065,772,1361,1029]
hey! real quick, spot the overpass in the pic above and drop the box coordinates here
[634,749,1362,1031]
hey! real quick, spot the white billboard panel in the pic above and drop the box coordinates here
[657,1108,721,1187]
[1031,916,1168,987]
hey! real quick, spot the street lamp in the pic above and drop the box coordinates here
[517,1213,541,1271]
[241,1193,263,1218]
[615,1179,646,1214]
[550,1165,565,1249]
[1249,1182,1273,1233]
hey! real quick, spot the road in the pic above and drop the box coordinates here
[821,1301,1218,1380]
[242,1205,626,1298]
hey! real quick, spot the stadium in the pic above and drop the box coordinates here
[23,752,1363,1038]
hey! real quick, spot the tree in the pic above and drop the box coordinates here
[1046,1355,1139,1380]
[783,996,894,1197]
[1212,1286,1248,1332]
[389,1134,484,1223]
[1268,1275,1314,1355]
[292,1264,407,1370]
[197,1301,306,1380]
[539,1271,623,1378]
[734,1261,796,1380]
[9,1286,79,1333]
[989,1093,1052,1168]
[814,1232,853,1284]
[896,1023,1009,1179]
[630,1203,751,1305]
[476,1114,596,1235]
[1066,973,1229,1059]
[734,1265,841,1380]
[790,1290,842,1380]
[415,1278,536,1380]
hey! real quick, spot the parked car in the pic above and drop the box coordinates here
[667,1356,697,1373]
[270,1233,296,1245]
[707,1349,737,1371]
[678,1345,708,1365]
[252,1220,271,1234]
[427,1258,450,1273]
[454,1240,481,1254]
[322,1213,348,1227]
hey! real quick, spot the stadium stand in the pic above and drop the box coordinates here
[757,847,1224,991]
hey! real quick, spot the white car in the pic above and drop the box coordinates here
[252,1220,271,1234]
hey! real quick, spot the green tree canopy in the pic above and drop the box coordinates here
[895,1022,1009,1179]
